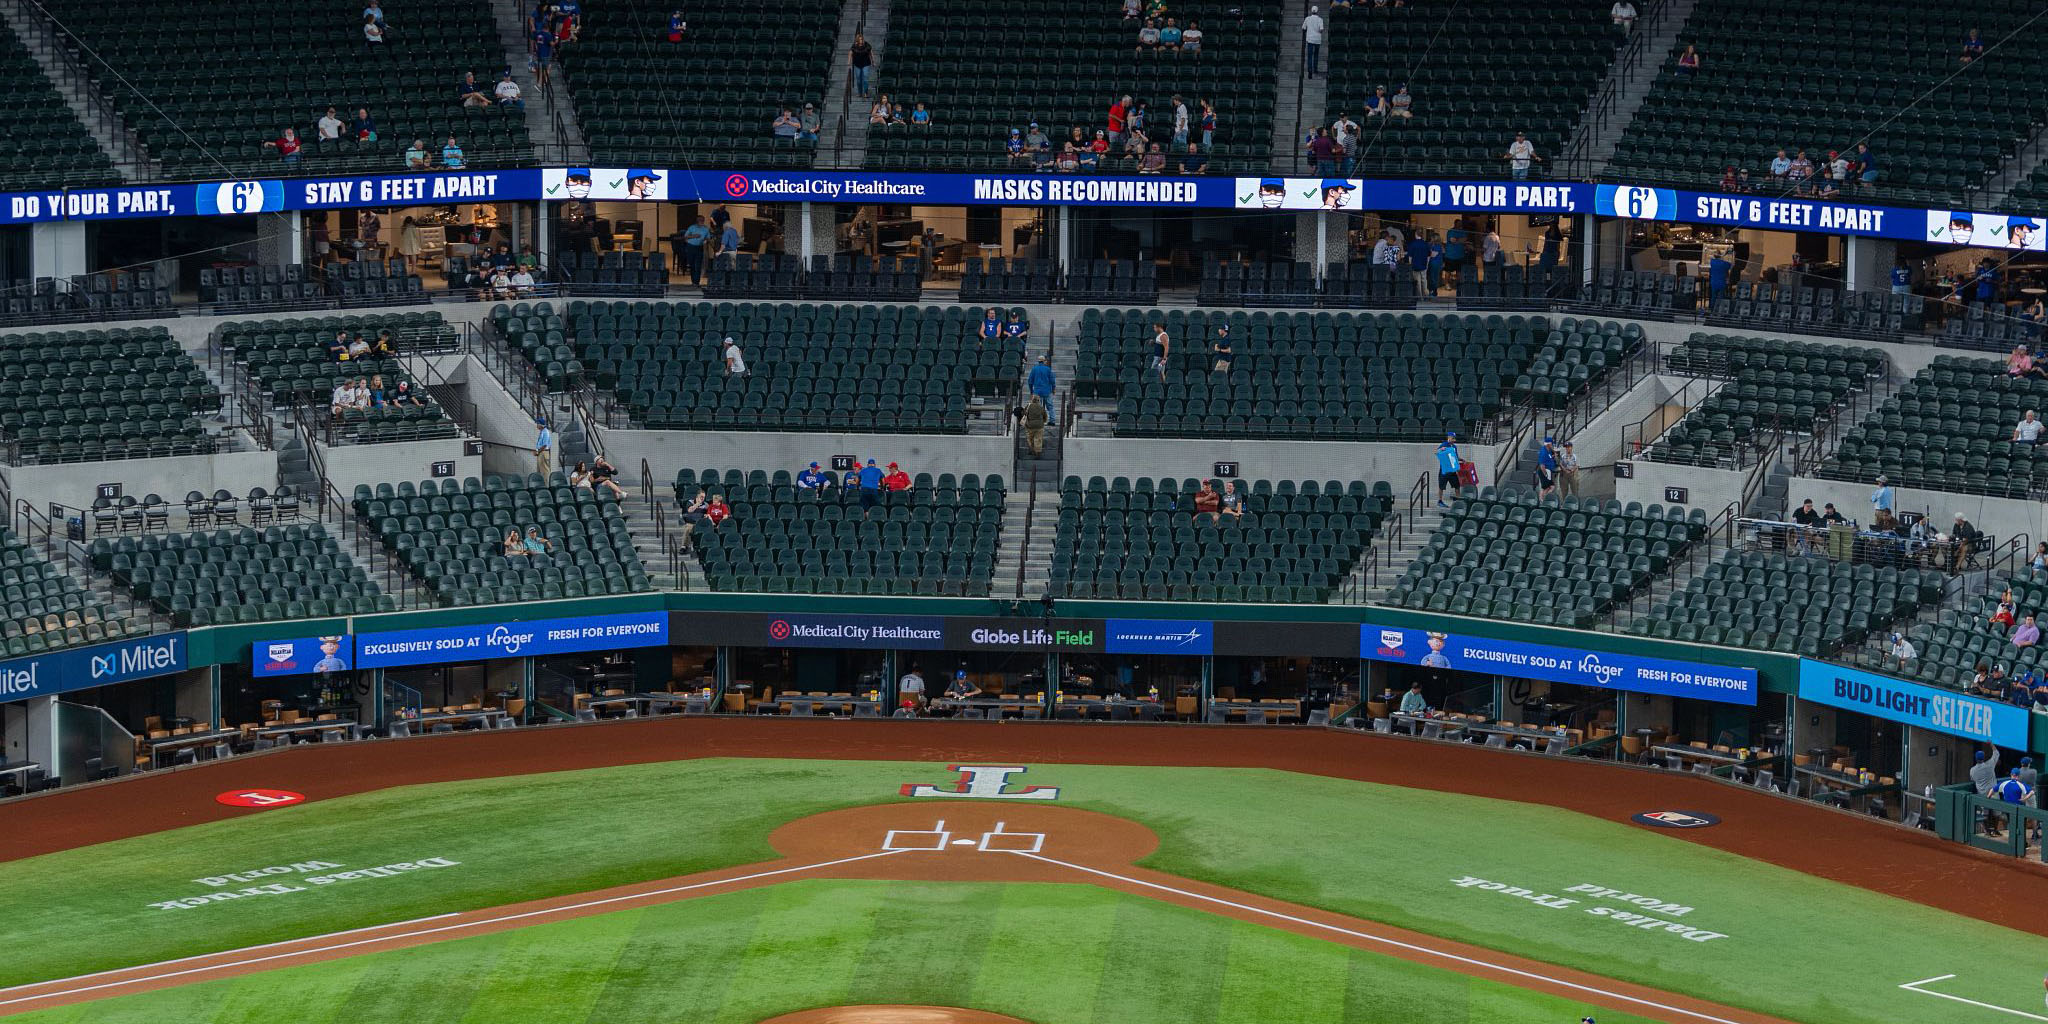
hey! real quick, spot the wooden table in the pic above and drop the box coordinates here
[147,728,243,767]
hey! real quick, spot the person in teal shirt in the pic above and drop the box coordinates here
[440,136,465,169]
[1434,431,1462,507]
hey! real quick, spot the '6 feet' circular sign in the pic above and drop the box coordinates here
[216,789,306,809]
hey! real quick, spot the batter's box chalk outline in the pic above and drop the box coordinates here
[883,821,952,851]
[978,822,1046,854]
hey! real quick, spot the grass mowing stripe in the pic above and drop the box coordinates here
[0,881,1659,1024]
[1216,918,1340,1024]
[845,880,1004,1008]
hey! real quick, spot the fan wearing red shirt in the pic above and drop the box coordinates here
[1108,95,1130,146]
[882,462,911,491]
[263,128,303,166]
[704,495,731,526]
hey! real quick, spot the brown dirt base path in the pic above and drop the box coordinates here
[3,717,2045,942]
[0,803,1797,1024]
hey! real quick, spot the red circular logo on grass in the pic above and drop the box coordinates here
[216,789,305,809]
[768,619,792,641]
[724,174,751,197]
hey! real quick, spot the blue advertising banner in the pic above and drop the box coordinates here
[762,613,946,649]
[1105,619,1214,655]
[354,611,668,669]
[0,631,188,701]
[0,167,2028,248]
[1796,660,2028,748]
[1360,624,1757,705]
[251,635,353,678]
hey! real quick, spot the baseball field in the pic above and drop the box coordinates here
[1,718,2044,1024]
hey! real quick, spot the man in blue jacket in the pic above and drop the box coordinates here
[857,458,884,517]
[1028,356,1056,420]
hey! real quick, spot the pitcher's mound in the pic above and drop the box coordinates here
[760,1007,1035,1024]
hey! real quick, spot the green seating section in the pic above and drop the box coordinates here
[677,468,1006,596]
[1386,489,1705,628]
[1634,550,1941,656]
[0,22,116,189]
[2008,163,2048,218]
[43,0,531,178]
[354,474,652,607]
[1051,476,1393,602]
[214,313,459,444]
[1908,573,2047,687]
[1819,355,2048,499]
[1325,1,1619,177]
[868,0,1279,174]
[91,526,388,628]
[1076,310,1637,439]
[0,528,138,655]
[563,0,836,168]
[1610,0,2048,204]
[1647,333,1884,467]
[0,327,221,463]
[526,300,1025,433]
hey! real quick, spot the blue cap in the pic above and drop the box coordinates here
[1259,177,1284,189]
[1950,211,1973,226]
[1321,178,1355,191]
[1543,436,1555,443]
[1977,751,1988,761]
[2013,216,2039,229]
[565,168,590,179]
[808,462,820,469]
[628,169,661,181]
[867,458,877,466]
[1445,431,1457,439]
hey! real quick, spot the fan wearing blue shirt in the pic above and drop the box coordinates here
[796,462,834,494]
[1890,260,1912,295]
[441,136,465,169]
[1003,312,1029,339]
[1028,356,1056,418]
[1535,436,1560,496]
[1434,432,1462,507]
[857,458,884,517]
[1707,253,1730,299]
[980,308,1003,341]
[1404,234,1430,295]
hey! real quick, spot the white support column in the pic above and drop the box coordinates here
[1057,206,1071,275]
[536,203,553,262]
[25,696,56,782]
[1844,235,1893,293]
[30,221,86,282]
[1316,213,1328,282]
[800,202,814,265]
[1579,214,1599,288]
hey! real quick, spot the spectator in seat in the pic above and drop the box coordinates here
[1962,28,1984,64]
[796,462,834,494]
[1033,141,1057,172]
[263,127,303,166]
[353,107,377,143]
[502,528,527,558]
[1787,149,1813,186]
[1078,142,1100,172]
[1055,142,1080,172]
[2015,409,2043,444]
[1611,0,1636,28]
[1006,128,1028,167]
[508,264,536,296]
[405,138,430,169]
[364,12,384,45]
[441,136,466,170]
[371,329,397,357]
[667,9,687,41]
[1160,18,1182,50]
[773,107,801,140]
[486,266,513,299]
[569,460,591,488]
[1399,682,1427,714]
[1390,84,1416,120]
[1140,143,1167,173]
[2033,541,2048,573]
[326,331,352,362]
[1194,480,1222,522]
[798,103,820,141]
[677,488,711,548]
[1951,513,1981,571]
[1769,148,1790,180]
[2016,615,2042,650]
[1183,20,1203,56]
[1676,44,1700,74]
[1123,0,1141,22]
[391,380,423,407]
[495,72,524,110]
[1888,631,1916,672]
[1364,87,1388,120]
[883,462,910,491]
[1004,311,1030,341]
[1137,17,1161,51]
[347,333,372,359]
[459,72,491,108]
[317,106,344,141]
[944,669,979,703]
[521,526,554,559]
[329,379,353,416]
[363,0,386,27]
[1719,166,1739,192]
[1503,131,1538,180]
[870,95,892,126]
[589,456,625,499]
[910,103,930,126]
[1219,480,1244,519]
[1178,143,1207,174]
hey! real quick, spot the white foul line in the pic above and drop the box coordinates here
[0,850,906,1007]
[1009,852,1748,1024]
[1900,974,2048,1021]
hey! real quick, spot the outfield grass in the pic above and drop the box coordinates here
[2,880,1660,1024]
[4,759,2044,1024]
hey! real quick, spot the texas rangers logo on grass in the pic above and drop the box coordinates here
[900,765,1059,801]
[1631,810,1721,829]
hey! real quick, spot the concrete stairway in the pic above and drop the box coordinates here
[0,0,156,179]
[491,0,587,162]
[1268,0,1322,173]
[1560,0,1697,175]
[1357,504,1442,605]
[615,497,702,591]
[814,0,892,167]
